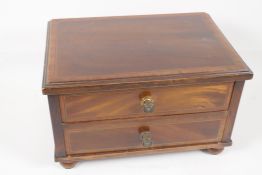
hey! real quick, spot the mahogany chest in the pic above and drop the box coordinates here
[42,13,253,168]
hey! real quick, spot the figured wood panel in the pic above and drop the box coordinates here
[60,82,233,122]
[64,112,226,154]
[44,12,250,87]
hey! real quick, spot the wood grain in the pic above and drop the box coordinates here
[60,82,233,122]
[48,95,66,158]
[63,111,227,154]
[42,13,253,168]
[57,142,231,162]
[42,13,252,95]
[222,81,245,142]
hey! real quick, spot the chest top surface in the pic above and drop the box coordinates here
[43,12,252,94]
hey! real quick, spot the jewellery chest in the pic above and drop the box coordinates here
[42,13,253,168]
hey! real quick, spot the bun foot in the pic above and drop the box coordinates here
[202,148,224,155]
[60,161,77,169]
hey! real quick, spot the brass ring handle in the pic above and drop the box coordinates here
[141,96,154,113]
[139,131,153,147]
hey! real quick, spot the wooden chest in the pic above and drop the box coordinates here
[42,13,253,168]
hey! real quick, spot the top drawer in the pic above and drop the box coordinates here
[60,82,233,122]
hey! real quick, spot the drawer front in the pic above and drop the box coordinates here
[60,83,233,122]
[64,112,227,154]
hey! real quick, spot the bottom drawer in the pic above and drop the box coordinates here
[64,112,227,155]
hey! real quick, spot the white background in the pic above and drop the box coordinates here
[0,0,261,174]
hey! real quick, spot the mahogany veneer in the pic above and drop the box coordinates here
[42,12,253,168]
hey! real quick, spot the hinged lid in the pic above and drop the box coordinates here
[42,12,252,95]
